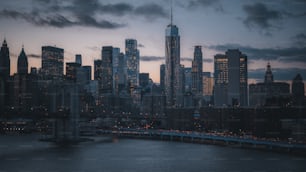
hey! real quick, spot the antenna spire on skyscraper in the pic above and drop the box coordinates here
[170,0,173,25]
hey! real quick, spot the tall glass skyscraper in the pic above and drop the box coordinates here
[101,46,113,94]
[41,46,64,77]
[125,39,139,89]
[165,14,181,107]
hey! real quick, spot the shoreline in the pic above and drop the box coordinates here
[98,130,306,156]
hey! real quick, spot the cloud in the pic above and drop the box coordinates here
[86,46,100,51]
[181,57,192,62]
[140,56,164,61]
[249,68,306,81]
[134,3,168,20]
[292,33,306,47]
[208,43,306,63]
[0,9,125,29]
[28,54,40,58]
[187,0,224,12]
[99,2,133,16]
[203,58,213,63]
[242,3,282,33]
[0,0,168,29]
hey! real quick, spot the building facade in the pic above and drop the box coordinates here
[160,64,165,93]
[291,74,305,106]
[0,39,11,111]
[100,46,113,94]
[213,49,248,107]
[203,72,214,102]
[41,46,64,78]
[17,48,28,75]
[165,21,181,107]
[191,46,203,96]
[249,63,290,107]
[125,39,139,89]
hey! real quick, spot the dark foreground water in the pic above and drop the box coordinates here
[0,135,305,172]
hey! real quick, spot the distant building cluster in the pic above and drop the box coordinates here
[0,16,305,119]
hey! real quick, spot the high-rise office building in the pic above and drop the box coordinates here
[76,66,91,86]
[184,67,192,93]
[82,66,92,82]
[0,39,11,110]
[203,72,214,100]
[66,62,81,81]
[75,54,82,65]
[112,47,120,94]
[165,11,181,107]
[214,54,228,106]
[17,47,28,75]
[213,49,248,106]
[0,39,10,79]
[94,60,102,93]
[227,49,248,106]
[160,64,165,92]
[191,46,203,96]
[292,74,305,106]
[41,46,64,77]
[125,39,139,89]
[115,53,126,94]
[101,46,113,94]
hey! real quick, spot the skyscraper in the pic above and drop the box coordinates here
[94,60,103,94]
[160,64,165,92]
[125,39,139,89]
[0,39,10,79]
[214,54,228,106]
[203,72,214,101]
[292,74,305,106]
[41,46,64,77]
[191,46,203,96]
[0,39,10,110]
[101,46,113,94]
[66,62,81,81]
[94,60,102,81]
[17,47,28,75]
[213,49,248,106]
[184,67,192,93]
[165,10,181,107]
[116,53,126,94]
[226,49,248,106]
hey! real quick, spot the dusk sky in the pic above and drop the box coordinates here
[1,0,306,83]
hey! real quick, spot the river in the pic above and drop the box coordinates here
[0,135,305,172]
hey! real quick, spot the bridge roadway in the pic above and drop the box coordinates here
[97,129,306,153]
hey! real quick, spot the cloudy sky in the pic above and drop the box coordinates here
[1,0,306,83]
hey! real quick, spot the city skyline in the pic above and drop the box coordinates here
[1,0,306,83]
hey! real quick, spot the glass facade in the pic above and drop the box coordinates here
[125,39,139,89]
[213,50,248,106]
[165,24,181,107]
[41,46,64,77]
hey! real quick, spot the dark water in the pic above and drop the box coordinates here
[0,135,305,172]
